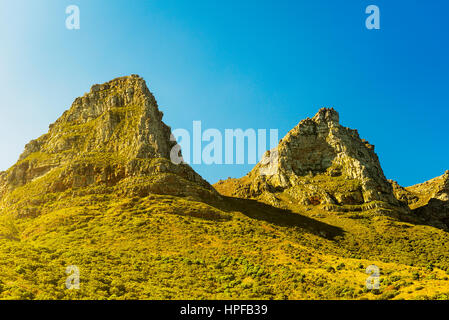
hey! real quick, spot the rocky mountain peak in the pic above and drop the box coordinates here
[0,76,216,215]
[20,74,172,162]
[216,108,399,210]
[311,107,340,126]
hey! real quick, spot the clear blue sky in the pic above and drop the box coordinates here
[0,0,448,186]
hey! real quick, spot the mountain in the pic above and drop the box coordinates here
[215,108,400,212]
[0,77,449,300]
[406,171,449,205]
[0,75,218,218]
[214,108,449,230]
[388,171,449,231]
[400,171,449,230]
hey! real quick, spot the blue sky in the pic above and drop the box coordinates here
[0,0,448,186]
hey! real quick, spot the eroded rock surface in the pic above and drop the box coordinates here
[0,75,217,216]
[215,108,399,211]
[404,171,449,230]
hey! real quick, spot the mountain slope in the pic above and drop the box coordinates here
[406,171,449,207]
[0,79,448,300]
[215,108,401,213]
[0,75,217,218]
[401,171,449,230]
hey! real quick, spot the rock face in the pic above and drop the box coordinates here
[0,75,217,216]
[389,180,419,206]
[404,171,449,230]
[215,108,399,210]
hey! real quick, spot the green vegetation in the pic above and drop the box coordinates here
[0,76,447,300]
[0,184,448,300]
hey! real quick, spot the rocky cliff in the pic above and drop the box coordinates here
[0,75,217,217]
[403,171,449,230]
[1,78,449,300]
[215,108,400,211]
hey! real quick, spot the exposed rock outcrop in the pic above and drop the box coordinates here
[389,180,419,206]
[215,108,399,211]
[406,171,449,203]
[0,75,217,216]
[405,171,449,230]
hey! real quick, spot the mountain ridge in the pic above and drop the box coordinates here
[0,75,448,300]
[0,75,218,218]
[215,108,400,210]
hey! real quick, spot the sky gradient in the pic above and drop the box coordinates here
[0,0,448,186]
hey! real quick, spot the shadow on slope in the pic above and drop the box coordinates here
[216,196,344,240]
[411,198,449,232]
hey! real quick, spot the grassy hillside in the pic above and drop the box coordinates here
[1,185,449,300]
[0,79,447,300]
